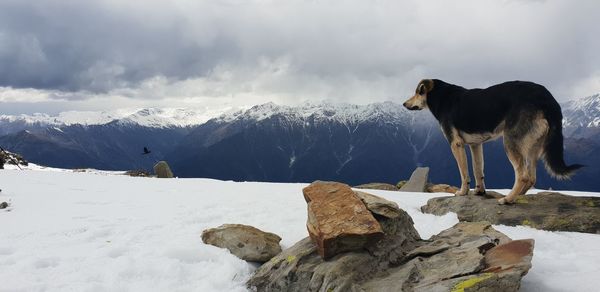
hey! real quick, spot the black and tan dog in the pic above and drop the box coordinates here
[403,79,582,204]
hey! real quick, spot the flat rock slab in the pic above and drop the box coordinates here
[400,167,429,192]
[354,190,403,219]
[421,191,600,234]
[201,224,282,263]
[303,181,384,259]
[354,183,399,191]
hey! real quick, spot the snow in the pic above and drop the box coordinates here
[214,101,424,127]
[562,93,600,128]
[1,169,599,291]
[0,106,241,129]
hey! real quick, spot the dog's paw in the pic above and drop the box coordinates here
[454,190,468,196]
[497,198,513,205]
[474,189,486,196]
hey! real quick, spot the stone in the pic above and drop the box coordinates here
[399,167,430,192]
[426,183,459,194]
[247,218,533,292]
[0,202,8,209]
[153,161,174,178]
[354,190,403,219]
[248,200,421,292]
[354,183,399,191]
[201,224,282,263]
[421,191,600,234]
[303,181,384,259]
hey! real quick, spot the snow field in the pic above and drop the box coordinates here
[0,170,599,291]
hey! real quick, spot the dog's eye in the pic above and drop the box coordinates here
[418,84,425,95]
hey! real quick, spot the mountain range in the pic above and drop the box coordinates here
[1,94,599,191]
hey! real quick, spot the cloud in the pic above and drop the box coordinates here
[0,0,599,112]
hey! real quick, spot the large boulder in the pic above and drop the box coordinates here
[303,181,384,259]
[153,161,174,178]
[248,205,533,292]
[421,191,600,234]
[399,167,430,192]
[201,224,282,263]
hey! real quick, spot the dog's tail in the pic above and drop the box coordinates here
[541,101,583,180]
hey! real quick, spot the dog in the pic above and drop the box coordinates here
[403,79,582,204]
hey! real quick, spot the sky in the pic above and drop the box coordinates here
[1,0,599,114]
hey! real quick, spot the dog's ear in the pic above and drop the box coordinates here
[420,79,434,94]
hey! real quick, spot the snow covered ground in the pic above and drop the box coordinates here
[1,169,599,291]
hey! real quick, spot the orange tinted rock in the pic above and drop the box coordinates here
[303,181,384,259]
[484,239,534,274]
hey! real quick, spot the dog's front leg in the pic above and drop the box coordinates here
[450,140,470,196]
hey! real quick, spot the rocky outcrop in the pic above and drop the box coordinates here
[421,191,600,234]
[303,181,384,259]
[248,187,534,292]
[201,224,282,263]
[0,148,28,169]
[153,161,174,178]
[354,183,399,191]
[399,167,429,192]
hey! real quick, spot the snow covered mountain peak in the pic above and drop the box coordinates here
[215,101,415,125]
[563,93,600,128]
[0,107,239,129]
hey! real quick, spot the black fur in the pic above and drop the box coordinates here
[425,79,583,179]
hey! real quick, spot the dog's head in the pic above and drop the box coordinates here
[403,79,434,111]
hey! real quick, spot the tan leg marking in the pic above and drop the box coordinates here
[469,143,486,194]
[450,135,470,196]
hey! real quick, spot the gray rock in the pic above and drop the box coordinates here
[400,167,429,192]
[153,161,174,178]
[354,183,399,191]
[354,190,403,219]
[0,202,8,209]
[421,191,600,234]
[247,206,533,292]
[201,224,282,263]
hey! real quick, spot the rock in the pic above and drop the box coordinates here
[153,161,174,178]
[399,167,429,192]
[421,191,600,234]
[125,169,152,177]
[396,180,408,189]
[201,224,282,263]
[248,218,533,292]
[248,199,421,292]
[303,181,384,259]
[0,148,28,169]
[354,183,399,191]
[0,202,8,209]
[426,183,459,194]
[354,190,403,219]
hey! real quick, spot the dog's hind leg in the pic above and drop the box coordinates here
[499,138,531,204]
[450,139,470,196]
[524,129,547,191]
[469,143,486,195]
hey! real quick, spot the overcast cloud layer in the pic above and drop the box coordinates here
[1,0,599,114]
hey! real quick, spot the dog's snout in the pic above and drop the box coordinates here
[403,102,408,108]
